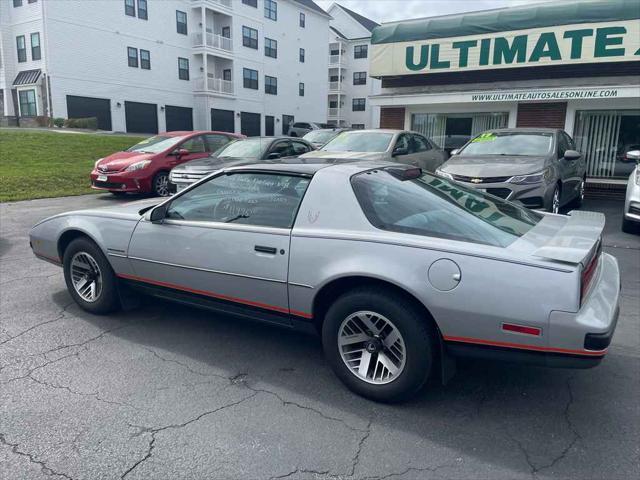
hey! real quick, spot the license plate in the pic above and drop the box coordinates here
[97,175,108,182]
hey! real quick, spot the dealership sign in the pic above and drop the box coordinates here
[370,20,640,76]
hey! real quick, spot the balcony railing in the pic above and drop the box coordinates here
[194,77,234,95]
[328,108,340,118]
[329,81,344,92]
[192,32,233,52]
[329,54,345,65]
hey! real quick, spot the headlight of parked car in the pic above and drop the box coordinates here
[94,158,103,168]
[125,160,152,172]
[435,169,453,180]
[508,168,552,185]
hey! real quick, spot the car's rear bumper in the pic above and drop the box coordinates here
[623,177,640,222]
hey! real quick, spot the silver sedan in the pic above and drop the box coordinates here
[623,150,640,233]
[30,162,620,402]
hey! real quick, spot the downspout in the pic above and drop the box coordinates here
[41,0,53,119]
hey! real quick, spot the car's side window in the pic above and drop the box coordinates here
[395,134,411,154]
[181,135,206,153]
[291,141,311,155]
[166,172,311,228]
[269,141,292,157]
[412,135,431,152]
[205,134,230,152]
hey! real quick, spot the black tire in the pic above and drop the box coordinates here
[321,287,435,403]
[548,184,561,214]
[622,217,638,234]
[109,191,127,197]
[152,171,170,197]
[571,177,586,209]
[63,237,121,314]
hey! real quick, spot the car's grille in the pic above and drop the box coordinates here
[97,166,124,174]
[485,188,512,199]
[170,171,208,182]
[93,180,124,189]
[452,174,512,184]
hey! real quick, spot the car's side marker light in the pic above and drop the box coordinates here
[502,323,541,336]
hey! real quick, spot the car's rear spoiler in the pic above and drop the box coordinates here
[532,211,605,265]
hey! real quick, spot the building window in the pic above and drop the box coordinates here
[264,37,277,58]
[176,10,187,35]
[18,89,36,116]
[223,69,231,81]
[299,12,305,28]
[354,45,368,59]
[352,124,365,129]
[140,49,150,69]
[265,75,277,95]
[16,36,27,63]
[137,0,147,19]
[242,0,257,6]
[243,68,258,89]
[222,26,230,38]
[13,0,22,7]
[242,26,258,49]
[353,72,367,85]
[299,82,304,96]
[299,48,305,63]
[30,32,41,61]
[329,100,338,108]
[178,57,189,80]
[127,47,138,67]
[28,0,36,3]
[352,98,365,111]
[124,0,135,16]
[264,0,277,21]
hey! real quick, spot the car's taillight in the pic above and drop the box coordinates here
[580,241,601,304]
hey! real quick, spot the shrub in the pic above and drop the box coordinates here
[64,117,98,130]
[53,117,65,128]
[34,116,52,127]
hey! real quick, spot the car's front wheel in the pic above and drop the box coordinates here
[153,171,170,197]
[548,184,561,214]
[572,177,586,208]
[63,237,120,314]
[322,287,435,402]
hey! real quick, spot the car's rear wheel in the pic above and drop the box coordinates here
[63,238,120,314]
[153,171,170,197]
[322,287,434,402]
[572,177,586,208]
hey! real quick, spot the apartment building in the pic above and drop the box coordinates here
[0,0,330,135]
[325,3,380,129]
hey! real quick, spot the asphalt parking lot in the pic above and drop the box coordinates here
[1,193,638,480]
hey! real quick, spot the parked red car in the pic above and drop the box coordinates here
[91,131,244,196]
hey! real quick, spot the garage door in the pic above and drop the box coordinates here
[124,101,158,134]
[66,95,112,130]
[241,112,261,137]
[165,105,193,132]
[211,108,235,133]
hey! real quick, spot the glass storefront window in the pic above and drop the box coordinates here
[574,110,640,179]
[411,112,508,154]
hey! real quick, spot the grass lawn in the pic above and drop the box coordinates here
[0,130,145,202]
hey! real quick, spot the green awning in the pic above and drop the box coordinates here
[371,0,640,45]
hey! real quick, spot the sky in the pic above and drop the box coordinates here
[314,0,553,24]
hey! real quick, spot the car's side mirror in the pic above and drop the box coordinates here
[149,205,167,223]
[450,148,460,156]
[563,150,581,161]
[392,147,408,157]
[267,152,281,159]
[626,150,640,161]
[172,148,190,158]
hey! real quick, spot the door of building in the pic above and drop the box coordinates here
[66,95,112,130]
[241,112,261,137]
[265,115,275,136]
[211,108,235,133]
[165,105,193,131]
[124,101,158,134]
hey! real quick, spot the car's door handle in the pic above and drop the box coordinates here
[254,245,277,254]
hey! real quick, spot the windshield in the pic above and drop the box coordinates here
[216,138,266,159]
[304,130,338,144]
[351,169,542,247]
[321,132,394,153]
[459,132,553,156]
[127,135,186,153]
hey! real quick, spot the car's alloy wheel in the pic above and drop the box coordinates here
[70,252,103,302]
[338,311,406,385]
[551,186,560,214]
[154,172,170,197]
[579,179,585,202]
[63,237,121,314]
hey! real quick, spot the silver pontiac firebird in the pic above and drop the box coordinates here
[30,162,620,402]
